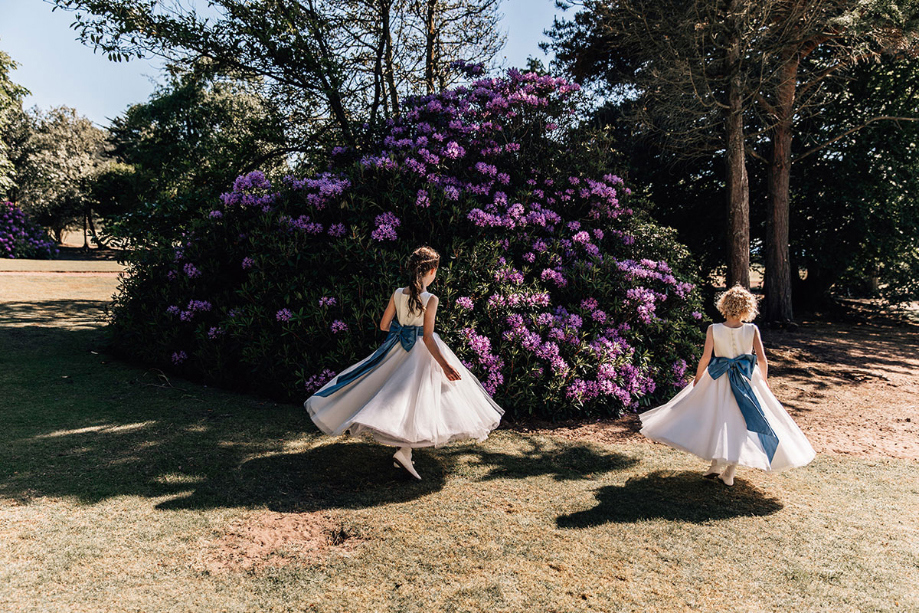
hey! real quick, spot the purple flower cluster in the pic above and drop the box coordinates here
[331,320,348,333]
[461,327,504,395]
[486,291,551,309]
[672,359,690,387]
[220,171,277,209]
[328,223,347,237]
[285,173,351,210]
[625,287,667,324]
[304,368,337,394]
[371,211,400,242]
[493,265,524,285]
[319,296,337,308]
[276,308,293,322]
[0,202,58,259]
[184,263,201,279]
[283,215,324,234]
[168,299,212,322]
[171,351,187,365]
[616,259,694,298]
[456,296,474,310]
[540,268,568,288]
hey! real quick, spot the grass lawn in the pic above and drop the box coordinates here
[1,291,918,612]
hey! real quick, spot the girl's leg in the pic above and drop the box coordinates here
[703,459,723,478]
[393,446,421,480]
[719,463,737,486]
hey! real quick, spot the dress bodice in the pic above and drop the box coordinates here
[712,323,756,358]
[394,288,432,327]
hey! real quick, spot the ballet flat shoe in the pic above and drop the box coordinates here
[393,449,422,480]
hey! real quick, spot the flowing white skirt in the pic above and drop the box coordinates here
[639,369,815,471]
[305,333,503,448]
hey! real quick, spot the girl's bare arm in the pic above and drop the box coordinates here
[422,296,461,381]
[379,294,396,331]
[692,326,715,385]
[752,326,769,381]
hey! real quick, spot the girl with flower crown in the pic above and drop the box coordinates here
[305,246,504,479]
[640,285,815,485]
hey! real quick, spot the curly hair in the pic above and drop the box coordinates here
[715,285,760,321]
[406,246,440,315]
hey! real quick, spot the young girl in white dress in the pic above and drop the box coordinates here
[305,246,504,480]
[639,285,815,485]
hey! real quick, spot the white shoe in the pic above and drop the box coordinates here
[393,447,421,480]
[719,464,737,486]
[703,460,723,479]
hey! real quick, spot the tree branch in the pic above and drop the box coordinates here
[795,116,919,162]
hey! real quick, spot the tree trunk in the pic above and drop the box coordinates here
[369,1,388,128]
[87,211,109,249]
[724,10,750,290]
[383,0,399,114]
[765,55,797,323]
[304,0,355,145]
[82,210,90,250]
[424,0,437,94]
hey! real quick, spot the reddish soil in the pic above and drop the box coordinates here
[515,316,919,461]
[199,511,362,574]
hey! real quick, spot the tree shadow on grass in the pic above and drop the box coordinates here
[0,300,110,328]
[556,470,784,528]
[155,442,450,513]
[443,437,638,482]
[0,323,448,513]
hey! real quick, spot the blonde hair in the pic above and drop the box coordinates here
[406,246,440,315]
[716,285,759,321]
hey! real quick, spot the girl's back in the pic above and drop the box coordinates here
[394,287,431,327]
[712,323,756,359]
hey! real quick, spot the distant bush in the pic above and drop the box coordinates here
[110,66,703,418]
[0,202,58,259]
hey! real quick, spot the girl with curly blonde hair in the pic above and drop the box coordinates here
[640,285,814,485]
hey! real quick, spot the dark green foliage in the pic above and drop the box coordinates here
[104,64,292,249]
[791,57,919,306]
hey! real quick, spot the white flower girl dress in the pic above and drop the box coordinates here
[305,288,503,448]
[640,323,815,471]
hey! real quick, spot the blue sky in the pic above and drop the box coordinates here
[0,0,563,128]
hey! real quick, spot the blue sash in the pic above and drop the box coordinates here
[707,354,779,464]
[313,320,424,398]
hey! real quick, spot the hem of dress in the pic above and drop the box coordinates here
[304,400,500,448]
[346,421,498,448]
[638,428,785,472]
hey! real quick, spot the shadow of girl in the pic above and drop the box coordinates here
[556,470,784,528]
[155,441,451,513]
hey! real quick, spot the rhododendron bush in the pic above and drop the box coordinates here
[1,202,58,259]
[110,67,703,417]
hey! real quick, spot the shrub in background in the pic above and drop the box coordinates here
[110,66,703,418]
[0,201,58,259]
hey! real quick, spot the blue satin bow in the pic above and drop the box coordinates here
[313,320,424,398]
[708,354,779,465]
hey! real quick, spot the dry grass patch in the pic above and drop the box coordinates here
[198,510,364,574]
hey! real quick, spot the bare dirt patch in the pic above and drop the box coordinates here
[198,511,363,574]
[514,316,919,461]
